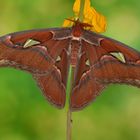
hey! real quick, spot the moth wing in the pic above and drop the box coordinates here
[0,28,71,108]
[71,30,140,111]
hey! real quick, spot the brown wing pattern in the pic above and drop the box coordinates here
[70,40,106,110]
[0,28,71,108]
[70,30,140,111]
[0,27,140,111]
[93,38,140,86]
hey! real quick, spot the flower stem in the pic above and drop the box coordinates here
[67,107,72,140]
[79,0,85,21]
[66,66,75,140]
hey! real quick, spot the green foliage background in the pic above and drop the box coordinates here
[0,0,140,140]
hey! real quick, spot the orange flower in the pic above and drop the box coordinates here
[73,0,81,17]
[63,0,106,33]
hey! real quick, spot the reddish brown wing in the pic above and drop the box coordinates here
[70,30,140,111]
[0,28,71,108]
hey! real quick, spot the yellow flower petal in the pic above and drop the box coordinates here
[63,0,107,33]
[73,0,81,17]
[83,0,106,32]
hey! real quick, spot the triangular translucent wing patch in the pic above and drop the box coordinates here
[110,52,126,63]
[23,39,40,48]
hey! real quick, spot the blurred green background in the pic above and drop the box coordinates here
[0,0,140,140]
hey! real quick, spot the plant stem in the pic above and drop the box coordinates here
[67,1,86,139]
[79,0,85,21]
[66,66,75,140]
[67,107,72,140]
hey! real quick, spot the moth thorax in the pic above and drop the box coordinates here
[70,40,81,66]
[72,23,83,37]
